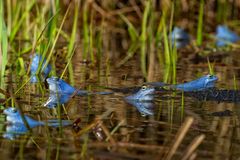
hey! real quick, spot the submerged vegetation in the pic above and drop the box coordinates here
[0,0,240,159]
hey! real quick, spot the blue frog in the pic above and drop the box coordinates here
[46,76,113,96]
[172,74,218,92]
[147,74,218,92]
[216,25,240,47]
[125,85,155,101]
[3,107,71,127]
[30,54,52,83]
[170,27,190,48]
[46,77,88,95]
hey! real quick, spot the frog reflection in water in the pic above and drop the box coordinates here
[125,85,155,116]
[148,74,218,92]
[44,93,71,108]
[3,107,71,127]
[3,123,28,140]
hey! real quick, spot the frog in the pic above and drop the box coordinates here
[46,76,112,96]
[173,74,218,92]
[30,54,52,83]
[216,25,240,47]
[125,85,155,101]
[147,74,218,92]
[170,27,190,48]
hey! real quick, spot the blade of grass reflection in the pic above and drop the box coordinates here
[55,142,60,160]
[73,108,114,137]
[181,91,185,121]
[30,137,41,150]
[100,121,116,145]
[1,77,31,105]
[81,134,89,158]
[106,120,125,141]
[162,117,194,160]
[233,74,238,90]
[18,135,31,160]
[181,134,205,160]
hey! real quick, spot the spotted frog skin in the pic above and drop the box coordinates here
[3,107,71,127]
[173,74,218,92]
[125,85,155,101]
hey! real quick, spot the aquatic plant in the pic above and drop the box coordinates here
[196,0,204,46]
[0,0,8,91]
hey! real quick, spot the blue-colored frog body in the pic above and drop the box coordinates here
[170,27,190,48]
[216,25,240,47]
[173,74,218,92]
[147,74,218,92]
[46,76,112,96]
[47,77,89,95]
[30,54,52,83]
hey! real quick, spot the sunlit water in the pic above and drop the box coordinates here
[1,51,240,160]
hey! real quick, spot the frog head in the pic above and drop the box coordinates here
[203,74,218,88]
[125,85,155,101]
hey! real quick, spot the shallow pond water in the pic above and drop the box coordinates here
[1,50,240,160]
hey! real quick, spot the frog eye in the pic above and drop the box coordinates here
[11,108,17,113]
[141,85,147,90]
[207,74,213,78]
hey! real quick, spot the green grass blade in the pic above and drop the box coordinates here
[0,0,8,90]
[140,0,151,77]
[66,0,80,84]
[197,0,204,46]
[9,0,36,42]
